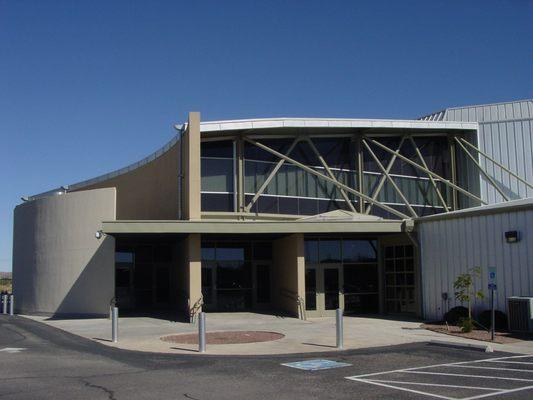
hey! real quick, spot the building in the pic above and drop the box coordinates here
[12,100,533,321]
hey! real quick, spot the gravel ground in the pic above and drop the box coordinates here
[422,323,524,344]
[160,330,285,344]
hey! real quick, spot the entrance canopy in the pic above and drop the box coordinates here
[102,214,406,235]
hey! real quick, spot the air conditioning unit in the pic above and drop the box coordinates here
[507,297,533,333]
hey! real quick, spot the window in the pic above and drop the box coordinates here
[342,240,377,263]
[201,140,235,212]
[385,245,416,313]
[319,240,341,263]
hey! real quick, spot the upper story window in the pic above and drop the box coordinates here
[201,140,235,212]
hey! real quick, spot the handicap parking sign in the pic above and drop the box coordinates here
[488,267,497,283]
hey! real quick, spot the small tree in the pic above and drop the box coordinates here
[453,267,484,331]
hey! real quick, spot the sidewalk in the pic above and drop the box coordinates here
[23,312,533,355]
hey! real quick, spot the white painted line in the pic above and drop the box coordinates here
[486,360,533,365]
[461,384,533,400]
[364,379,501,391]
[346,354,533,400]
[451,364,533,373]
[0,347,26,353]
[346,354,532,379]
[406,370,533,382]
[347,378,457,400]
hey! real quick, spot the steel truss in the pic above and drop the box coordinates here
[224,132,533,219]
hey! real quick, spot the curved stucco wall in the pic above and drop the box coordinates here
[12,188,116,316]
[72,140,181,220]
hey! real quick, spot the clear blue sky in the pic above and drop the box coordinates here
[1,0,532,271]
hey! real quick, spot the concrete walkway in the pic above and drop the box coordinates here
[23,313,533,355]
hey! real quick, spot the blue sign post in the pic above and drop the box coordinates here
[488,267,497,341]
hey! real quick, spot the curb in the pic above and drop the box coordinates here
[429,339,494,353]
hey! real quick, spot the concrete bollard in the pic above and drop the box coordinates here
[1,295,7,314]
[9,294,14,316]
[198,312,206,353]
[111,307,119,343]
[336,308,344,349]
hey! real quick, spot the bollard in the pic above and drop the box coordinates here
[336,308,343,349]
[2,295,7,315]
[111,307,119,343]
[9,294,14,316]
[198,312,206,353]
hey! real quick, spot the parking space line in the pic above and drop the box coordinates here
[347,378,457,400]
[363,380,502,391]
[346,354,533,399]
[406,370,533,382]
[486,360,533,365]
[348,354,533,379]
[451,364,533,373]
[461,385,533,400]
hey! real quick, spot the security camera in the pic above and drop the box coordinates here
[95,230,103,239]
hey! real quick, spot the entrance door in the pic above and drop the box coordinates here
[305,264,342,317]
[253,262,271,309]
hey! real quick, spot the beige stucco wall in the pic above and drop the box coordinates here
[12,188,116,316]
[182,112,201,220]
[176,233,202,321]
[73,142,180,220]
[272,233,305,318]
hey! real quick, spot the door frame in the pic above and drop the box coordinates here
[252,260,272,310]
[305,263,343,317]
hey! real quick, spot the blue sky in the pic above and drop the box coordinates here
[1,0,532,271]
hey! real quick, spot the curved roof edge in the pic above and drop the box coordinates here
[27,117,478,199]
[199,117,477,132]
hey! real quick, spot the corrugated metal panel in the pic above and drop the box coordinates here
[420,100,533,204]
[418,206,533,320]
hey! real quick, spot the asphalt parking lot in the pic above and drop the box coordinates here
[1,315,532,399]
[346,354,533,399]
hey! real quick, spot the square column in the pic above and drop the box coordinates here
[272,234,305,319]
[181,112,201,220]
[177,233,202,322]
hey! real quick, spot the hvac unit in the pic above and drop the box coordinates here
[507,297,533,333]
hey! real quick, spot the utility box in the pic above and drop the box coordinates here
[507,297,533,333]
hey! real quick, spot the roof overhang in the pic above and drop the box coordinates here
[102,219,406,235]
[196,117,478,133]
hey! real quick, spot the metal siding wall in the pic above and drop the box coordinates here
[442,100,533,204]
[418,207,533,320]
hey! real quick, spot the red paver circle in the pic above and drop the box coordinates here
[161,331,284,345]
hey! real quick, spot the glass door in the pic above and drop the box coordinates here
[305,264,341,317]
[323,267,340,311]
[253,262,271,309]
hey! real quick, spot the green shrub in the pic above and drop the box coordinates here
[477,310,508,331]
[459,318,474,333]
[444,306,468,325]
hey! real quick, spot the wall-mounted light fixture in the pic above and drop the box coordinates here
[505,230,520,243]
[95,230,104,240]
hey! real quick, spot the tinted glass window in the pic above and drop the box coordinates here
[319,240,341,263]
[201,244,216,261]
[201,193,234,212]
[216,243,251,261]
[253,242,272,260]
[342,240,377,263]
[201,141,233,158]
[116,251,134,264]
[304,240,319,263]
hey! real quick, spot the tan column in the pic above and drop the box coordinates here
[182,112,201,220]
[272,233,305,318]
[177,233,202,321]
